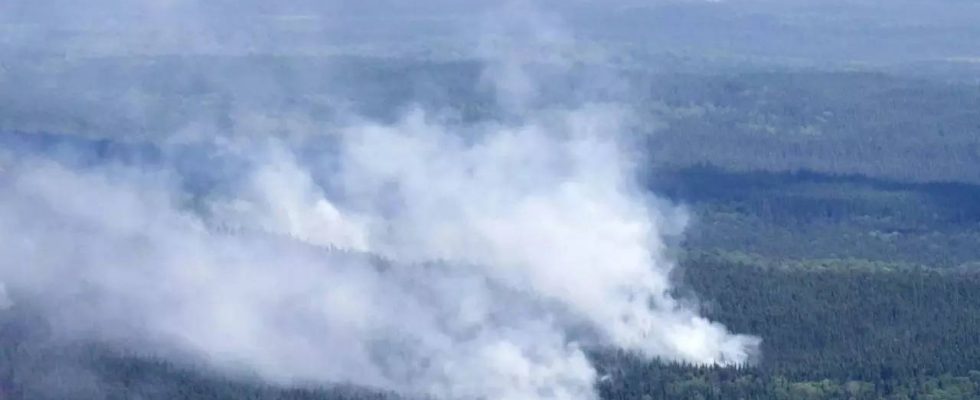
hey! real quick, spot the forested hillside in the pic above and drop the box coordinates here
[643,71,980,184]
[3,56,979,183]
[5,252,980,399]
[4,61,980,397]
[5,0,980,398]
[655,166,980,268]
[594,259,980,400]
[4,160,980,400]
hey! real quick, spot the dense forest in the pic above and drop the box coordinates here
[596,259,980,400]
[5,245,980,399]
[4,162,980,399]
[3,57,980,399]
[642,71,980,184]
[3,56,980,183]
[655,166,980,268]
[5,0,980,397]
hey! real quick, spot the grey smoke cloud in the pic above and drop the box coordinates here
[0,1,759,399]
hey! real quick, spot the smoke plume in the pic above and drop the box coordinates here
[0,2,758,399]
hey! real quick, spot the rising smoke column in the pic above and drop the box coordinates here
[0,2,759,400]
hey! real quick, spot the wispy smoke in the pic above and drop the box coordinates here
[0,2,758,399]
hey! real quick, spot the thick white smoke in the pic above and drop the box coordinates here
[0,3,759,400]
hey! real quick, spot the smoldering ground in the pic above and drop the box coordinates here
[0,2,758,400]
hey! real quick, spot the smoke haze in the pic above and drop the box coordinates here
[0,2,759,399]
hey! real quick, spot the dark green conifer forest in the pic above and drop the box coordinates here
[4,1,980,398]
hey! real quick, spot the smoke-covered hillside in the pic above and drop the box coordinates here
[2,1,980,400]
